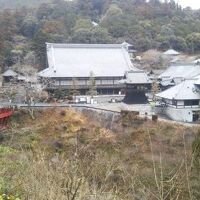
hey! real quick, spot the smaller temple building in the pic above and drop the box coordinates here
[156,76,200,123]
[2,69,18,83]
[159,63,200,89]
[119,70,152,104]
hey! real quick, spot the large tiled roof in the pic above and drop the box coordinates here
[39,43,137,78]
[156,77,200,100]
[159,64,200,80]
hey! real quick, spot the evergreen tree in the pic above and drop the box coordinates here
[87,71,97,96]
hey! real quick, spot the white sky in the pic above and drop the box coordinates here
[176,0,200,9]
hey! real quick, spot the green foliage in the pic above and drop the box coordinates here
[187,33,200,53]
[20,15,38,38]
[91,27,112,43]
[1,0,200,69]
[0,146,15,155]
[53,89,68,100]
[31,30,50,68]
[70,27,112,44]
[73,18,93,32]
[0,0,52,9]
[31,29,63,68]
[87,71,97,96]
[0,194,20,200]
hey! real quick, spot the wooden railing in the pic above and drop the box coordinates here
[0,108,13,129]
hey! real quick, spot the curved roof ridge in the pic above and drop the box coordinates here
[157,79,200,100]
[46,42,124,49]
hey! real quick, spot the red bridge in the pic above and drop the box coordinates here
[0,108,13,129]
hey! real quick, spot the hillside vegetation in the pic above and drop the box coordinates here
[0,108,200,199]
[0,0,52,9]
[1,0,200,71]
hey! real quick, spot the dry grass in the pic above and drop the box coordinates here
[0,108,199,199]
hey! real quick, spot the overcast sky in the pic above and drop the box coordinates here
[176,0,200,9]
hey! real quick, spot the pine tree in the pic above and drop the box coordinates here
[151,80,159,101]
[87,71,97,97]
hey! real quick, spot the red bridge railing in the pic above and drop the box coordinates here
[0,108,13,129]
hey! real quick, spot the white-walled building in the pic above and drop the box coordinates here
[156,76,200,122]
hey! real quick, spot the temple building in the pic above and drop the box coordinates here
[156,76,200,123]
[2,69,18,83]
[119,70,152,103]
[39,43,141,95]
[159,63,200,89]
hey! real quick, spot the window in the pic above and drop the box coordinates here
[95,80,101,85]
[101,79,113,85]
[60,80,73,85]
[78,80,87,85]
[184,100,199,106]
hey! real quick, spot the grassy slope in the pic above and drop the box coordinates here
[0,109,198,200]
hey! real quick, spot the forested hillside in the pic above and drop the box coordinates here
[1,0,200,70]
[0,0,52,9]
